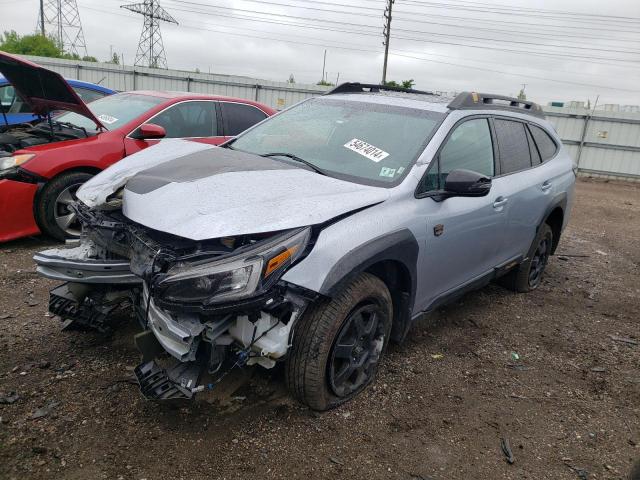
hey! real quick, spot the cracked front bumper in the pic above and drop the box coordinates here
[35,244,140,284]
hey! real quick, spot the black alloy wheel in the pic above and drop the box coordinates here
[328,303,386,398]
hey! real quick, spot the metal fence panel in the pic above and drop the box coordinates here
[544,105,640,180]
[22,55,329,109]
[16,56,640,180]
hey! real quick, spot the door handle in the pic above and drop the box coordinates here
[541,181,552,191]
[493,197,508,209]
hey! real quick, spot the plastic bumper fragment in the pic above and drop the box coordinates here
[49,282,132,333]
[134,360,202,400]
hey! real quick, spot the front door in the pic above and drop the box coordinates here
[414,117,507,311]
[124,100,223,156]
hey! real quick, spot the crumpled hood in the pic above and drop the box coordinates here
[0,51,104,128]
[78,140,390,240]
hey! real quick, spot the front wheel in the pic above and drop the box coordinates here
[36,171,93,241]
[285,273,392,411]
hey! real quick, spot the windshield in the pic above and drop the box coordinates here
[231,97,444,186]
[54,93,165,131]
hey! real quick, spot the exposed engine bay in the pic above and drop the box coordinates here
[0,121,93,154]
[33,139,390,403]
[35,202,316,400]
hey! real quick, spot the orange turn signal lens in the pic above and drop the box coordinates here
[264,245,299,278]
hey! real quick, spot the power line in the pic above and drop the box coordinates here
[282,0,640,29]
[398,0,640,26]
[85,3,640,92]
[407,0,640,23]
[98,4,640,74]
[178,0,640,44]
[162,0,640,58]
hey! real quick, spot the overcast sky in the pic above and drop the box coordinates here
[2,0,640,105]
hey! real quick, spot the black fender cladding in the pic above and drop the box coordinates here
[319,228,419,314]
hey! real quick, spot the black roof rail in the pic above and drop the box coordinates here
[324,82,437,96]
[448,92,545,119]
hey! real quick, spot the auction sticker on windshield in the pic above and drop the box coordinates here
[344,138,389,162]
[97,114,118,125]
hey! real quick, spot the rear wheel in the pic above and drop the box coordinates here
[36,171,93,241]
[285,273,392,411]
[499,223,553,293]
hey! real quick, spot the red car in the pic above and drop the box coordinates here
[0,52,275,242]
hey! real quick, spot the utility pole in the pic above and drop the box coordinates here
[39,0,45,36]
[321,49,327,83]
[381,0,395,84]
[517,83,527,100]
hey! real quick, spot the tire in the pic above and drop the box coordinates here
[499,223,553,293]
[285,272,393,411]
[36,171,93,241]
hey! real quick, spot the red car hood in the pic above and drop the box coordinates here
[0,51,104,129]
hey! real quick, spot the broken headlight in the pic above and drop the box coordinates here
[156,227,311,305]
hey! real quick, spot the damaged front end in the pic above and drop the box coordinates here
[35,202,316,400]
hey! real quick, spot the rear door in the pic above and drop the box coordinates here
[219,101,269,140]
[491,117,555,261]
[415,116,508,309]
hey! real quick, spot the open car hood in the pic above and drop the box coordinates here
[0,51,104,129]
[77,140,390,240]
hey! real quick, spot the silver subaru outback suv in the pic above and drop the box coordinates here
[35,83,575,410]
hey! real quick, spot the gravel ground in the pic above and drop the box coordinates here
[0,178,639,480]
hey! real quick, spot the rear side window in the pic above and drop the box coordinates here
[494,119,531,174]
[221,102,267,136]
[420,118,494,192]
[526,127,541,165]
[529,124,557,161]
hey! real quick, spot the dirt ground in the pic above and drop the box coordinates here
[0,178,638,480]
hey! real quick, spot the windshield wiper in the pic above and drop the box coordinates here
[260,152,328,176]
[53,121,89,137]
[37,120,90,138]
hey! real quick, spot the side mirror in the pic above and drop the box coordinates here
[444,169,491,197]
[132,123,166,140]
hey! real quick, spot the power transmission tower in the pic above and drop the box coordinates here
[121,0,178,69]
[38,0,88,57]
[381,0,395,84]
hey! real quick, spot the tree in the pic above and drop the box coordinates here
[287,74,295,84]
[107,52,120,65]
[317,79,334,86]
[401,79,415,89]
[384,79,415,89]
[0,30,97,62]
[0,30,61,57]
